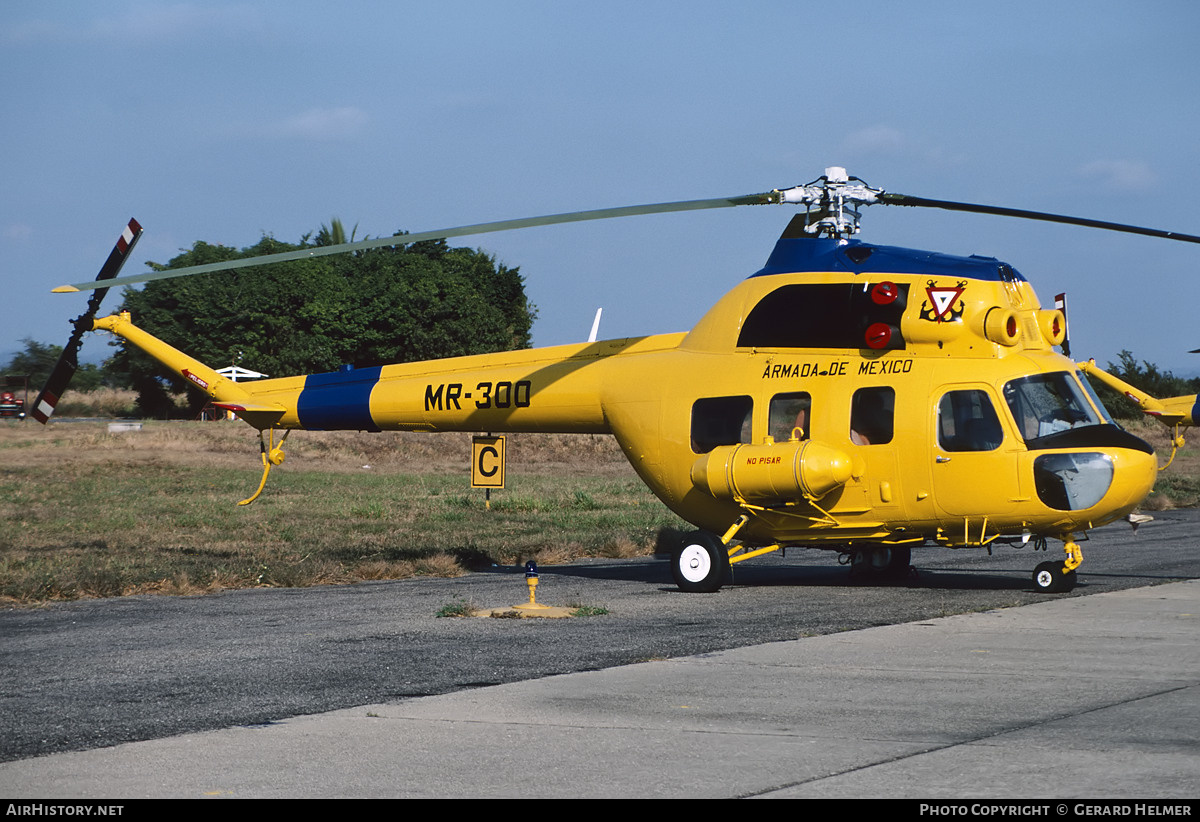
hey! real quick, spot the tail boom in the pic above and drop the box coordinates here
[92,313,283,426]
[92,312,680,435]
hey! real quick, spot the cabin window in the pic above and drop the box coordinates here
[769,392,811,442]
[938,390,1004,452]
[691,396,753,453]
[850,387,894,445]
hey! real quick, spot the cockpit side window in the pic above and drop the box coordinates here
[1076,371,1116,424]
[850,386,894,445]
[691,396,752,453]
[1003,373,1102,441]
[938,390,1004,452]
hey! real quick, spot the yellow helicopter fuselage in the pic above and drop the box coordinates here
[96,232,1158,557]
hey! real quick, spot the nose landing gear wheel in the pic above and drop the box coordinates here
[671,530,731,593]
[1033,560,1077,593]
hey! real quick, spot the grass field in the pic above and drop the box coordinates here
[0,420,688,604]
[2,412,1196,604]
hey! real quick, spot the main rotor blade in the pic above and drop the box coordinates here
[879,192,1200,245]
[54,193,777,293]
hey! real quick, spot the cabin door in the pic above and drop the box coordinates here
[931,386,1022,517]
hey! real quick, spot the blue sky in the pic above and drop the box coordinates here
[4,1,1199,378]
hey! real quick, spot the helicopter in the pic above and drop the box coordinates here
[32,168,1200,595]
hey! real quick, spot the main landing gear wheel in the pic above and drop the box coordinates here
[1033,560,1077,593]
[850,545,911,579]
[671,530,731,593]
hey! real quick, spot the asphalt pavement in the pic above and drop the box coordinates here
[0,576,1195,796]
[2,570,1197,798]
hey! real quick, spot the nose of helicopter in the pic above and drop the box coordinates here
[1107,445,1159,517]
[1034,444,1157,527]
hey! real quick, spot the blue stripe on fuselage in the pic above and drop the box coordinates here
[297,366,383,431]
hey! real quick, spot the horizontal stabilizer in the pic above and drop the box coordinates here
[211,401,287,427]
[212,401,287,415]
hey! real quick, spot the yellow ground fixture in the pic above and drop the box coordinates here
[513,560,551,612]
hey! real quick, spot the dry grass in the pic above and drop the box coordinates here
[52,388,144,418]
[1124,418,1200,510]
[2,413,1196,604]
[0,419,682,604]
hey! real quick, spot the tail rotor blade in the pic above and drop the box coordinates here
[30,352,78,425]
[32,219,143,423]
[84,217,143,308]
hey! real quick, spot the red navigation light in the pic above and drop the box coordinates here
[870,281,899,305]
[865,322,893,349]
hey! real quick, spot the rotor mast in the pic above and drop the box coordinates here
[771,166,881,240]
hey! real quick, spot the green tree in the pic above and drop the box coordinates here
[5,339,63,388]
[4,338,120,392]
[313,217,358,247]
[112,227,536,417]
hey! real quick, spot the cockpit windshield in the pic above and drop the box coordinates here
[1003,372,1104,441]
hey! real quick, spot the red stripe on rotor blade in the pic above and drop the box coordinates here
[117,218,141,253]
[31,390,59,424]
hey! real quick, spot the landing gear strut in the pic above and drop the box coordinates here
[1032,536,1081,593]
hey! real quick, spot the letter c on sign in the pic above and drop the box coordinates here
[478,446,499,477]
